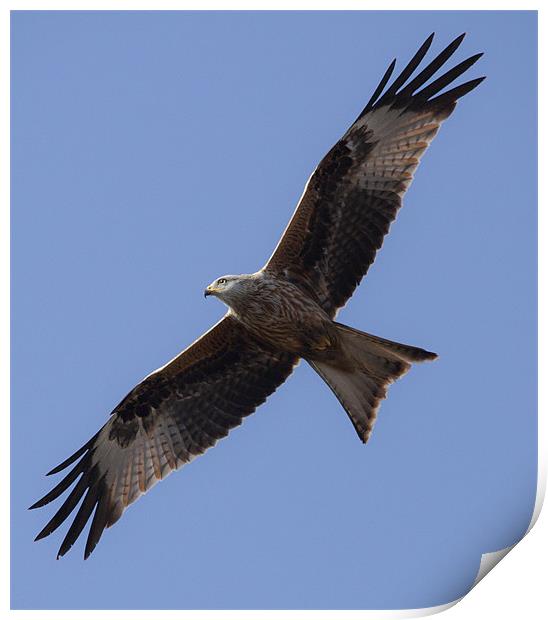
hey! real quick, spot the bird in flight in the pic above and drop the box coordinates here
[31,33,484,559]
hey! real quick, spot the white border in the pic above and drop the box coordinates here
[0,1,543,8]
[3,2,543,618]
[2,1,11,618]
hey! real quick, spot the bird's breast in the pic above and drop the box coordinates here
[231,279,335,356]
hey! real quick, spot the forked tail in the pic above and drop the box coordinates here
[307,322,437,443]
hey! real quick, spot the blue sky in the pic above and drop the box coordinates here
[11,10,537,610]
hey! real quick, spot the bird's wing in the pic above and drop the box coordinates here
[30,315,297,558]
[264,33,484,317]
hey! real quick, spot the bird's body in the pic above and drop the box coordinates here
[210,271,336,357]
[31,33,485,559]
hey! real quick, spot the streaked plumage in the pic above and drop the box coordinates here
[31,33,484,558]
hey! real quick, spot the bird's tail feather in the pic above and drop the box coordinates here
[308,323,437,443]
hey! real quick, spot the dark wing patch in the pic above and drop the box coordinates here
[265,33,484,317]
[30,316,297,558]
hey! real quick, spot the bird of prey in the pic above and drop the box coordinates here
[31,33,484,559]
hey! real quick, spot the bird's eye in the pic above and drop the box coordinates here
[217,278,227,285]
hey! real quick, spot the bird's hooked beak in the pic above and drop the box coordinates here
[204,285,214,298]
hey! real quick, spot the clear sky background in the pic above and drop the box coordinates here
[11,10,537,610]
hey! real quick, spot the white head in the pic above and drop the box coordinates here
[204,274,250,306]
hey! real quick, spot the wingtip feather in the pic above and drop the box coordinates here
[34,526,52,542]
[422,32,435,51]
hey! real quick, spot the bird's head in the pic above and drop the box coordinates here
[204,274,248,305]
